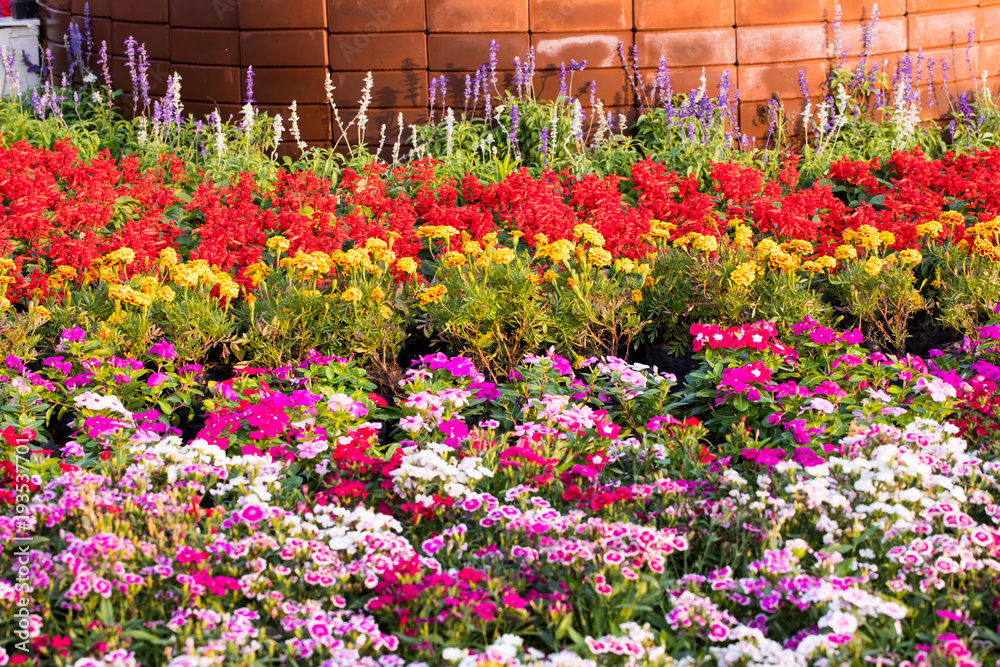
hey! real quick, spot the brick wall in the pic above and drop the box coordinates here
[35,0,998,149]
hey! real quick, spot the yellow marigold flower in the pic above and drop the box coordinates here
[916,220,943,238]
[417,284,448,305]
[266,235,290,253]
[158,248,179,268]
[218,280,240,300]
[898,248,922,264]
[842,229,857,243]
[879,231,896,248]
[815,255,837,269]
[106,247,136,265]
[396,257,418,273]
[855,225,882,252]
[0,257,15,273]
[588,247,613,267]
[97,323,113,340]
[787,239,813,255]
[543,240,575,264]
[370,286,385,301]
[650,219,676,238]
[644,275,654,288]
[733,224,753,248]
[566,278,578,289]
[672,233,694,249]
[909,290,923,307]
[527,273,540,284]
[54,265,77,280]
[374,248,397,264]
[768,250,800,271]
[0,297,9,311]
[416,225,459,240]
[493,247,515,264]
[140,276,159,294]
[188,260,214,282]
[864,256,884,275]
[755,239,780,257]
[972,236,996,257]
[691,234,718,253]
[572,223,606,247]
[108,283,130,301]
[957,239,970,253]
[172,265,199,288]
[340,286,363,302]
[614,258,635,274]
[244,262,271,286]
[443,251,467,268]
[834,244,858,260]
[365,238,389,253]
[631,289,643,303]
[476,254,491,269]
[244,292,256,306]
[533,233,549,246]
[156,286,176,303]
[939,211,964,226]
[29,305,50,323]
[462,241,483,256]
[801,260,823,272]
[543,269,558,282]
[482,232,499,247]
[730,261,758,287]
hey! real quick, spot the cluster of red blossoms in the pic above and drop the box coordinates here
[6,141,1000,304]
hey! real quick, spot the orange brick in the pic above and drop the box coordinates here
[242,30,328,68]
[239,0,327,29]
[920,45,980,81]
[529,0,631,32]
[834,0,905,20]
[738,59,828,101]
[170,63,242,104]
[907,9,980,50]
[736,0,830,26]
[330,70,429,108]
[427,33,530,71]
[250,67,329,105]
[426,0,528,32]
[330,32,426,70]
[907,0,977,11]
[533,67,634,106]
[257,103,332,141]
[638,66,737,100]
[530,32,632,70]
[737,24,829,65]
[170,29,240,67]
[427,71,523,110]
[332,107,428,146]
[830,15,908,57]
[982,6,1000,42]
[634,0,735,30]
[635,29,736,68]
[327,0,426,33]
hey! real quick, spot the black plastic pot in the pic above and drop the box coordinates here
[12,0,37,19]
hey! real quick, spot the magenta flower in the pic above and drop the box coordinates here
[60,327,87,342]
[147,338,177,361]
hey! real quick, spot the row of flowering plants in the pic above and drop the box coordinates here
[1,311,999,665]
[5,140,1000,382]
